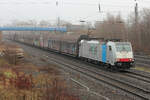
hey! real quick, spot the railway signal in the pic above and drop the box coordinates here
[98,3,101,12]
[56,1,58,6]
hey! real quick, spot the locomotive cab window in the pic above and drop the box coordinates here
[116,44,131,52]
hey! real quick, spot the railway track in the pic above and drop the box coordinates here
[123,72,150,84]
[57,54,150,87]
[43,55,150,100]
[135,55,150,60]
[62,55,150,86]
[11,41,150,100]
[126,70,150,81]
[134,55,150,67]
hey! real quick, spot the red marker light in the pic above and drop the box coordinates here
[117,58,133,62]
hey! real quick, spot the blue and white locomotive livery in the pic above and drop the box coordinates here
[79,39,134,70]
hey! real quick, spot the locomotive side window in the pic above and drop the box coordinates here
[109,46,112,51]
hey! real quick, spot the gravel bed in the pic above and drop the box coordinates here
[109,73,150,90]
[35,48,150,93]
[130,69,150,77]
[52,55,150,92]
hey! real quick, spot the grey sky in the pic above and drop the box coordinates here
[0,0,149,25]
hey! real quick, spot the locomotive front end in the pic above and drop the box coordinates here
[114,42,134,69]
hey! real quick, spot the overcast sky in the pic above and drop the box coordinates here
[0,0,150,25]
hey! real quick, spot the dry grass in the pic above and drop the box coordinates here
[0,60,80,100]
[0,43,80,100]
[134,66,150,73]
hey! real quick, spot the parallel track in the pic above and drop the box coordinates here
[135,55,150,60]
[45,55,150,100]
[123,72,150,83]
[135,55,150,67]
[126,70,150,82]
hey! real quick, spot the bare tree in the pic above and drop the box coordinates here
[94,13,126,40]
[127,8,150,54]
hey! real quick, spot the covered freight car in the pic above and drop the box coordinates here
[60,41,77,56]
[48,39,61,51]
[48,39,78,56]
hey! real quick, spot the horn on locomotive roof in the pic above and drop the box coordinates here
[87,37,104,41]
[77,35,104,41]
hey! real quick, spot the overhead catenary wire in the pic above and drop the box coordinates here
[0,0,148,25]
[0,1,55,5]
[55,0,135,23]
[0,0,149,5]
[0,0,145,13]
[0,1,136,8]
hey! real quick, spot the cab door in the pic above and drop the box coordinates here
[107,45,114,65]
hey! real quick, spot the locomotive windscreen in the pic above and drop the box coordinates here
[115,43,131,52]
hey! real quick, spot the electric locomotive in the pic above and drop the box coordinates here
[79,37,134,70]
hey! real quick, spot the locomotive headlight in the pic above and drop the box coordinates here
[117,63,122,66]
[116,58,120,62]
[129,58,132,61]
[129,58,134,62]
[132,59,135,62]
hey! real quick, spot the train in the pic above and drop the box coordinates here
[12,34,134,71]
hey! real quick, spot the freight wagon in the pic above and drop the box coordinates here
[48,39,78,56]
